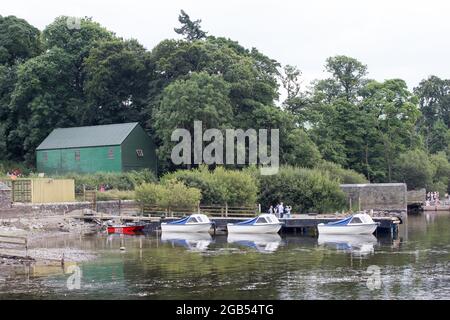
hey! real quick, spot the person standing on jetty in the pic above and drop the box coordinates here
[285,205,291,218]
[268,205,274,214]
[277,202,284,218]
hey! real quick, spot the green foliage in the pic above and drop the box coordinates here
[96,189,135,201]
[0,160,32,176]
[162,166,258,206]
[306,61,421,182]
[430,152,450,193]
[281,129,322,168]
[414,76,450,131]
[42,16,113,58]
[174,10,207,41]
[135,180,201,210]
[153,72,233,171]
[1,13,450,195]
[393,149,435,190]
[53,169,156,193]
[83,39,151,124]
[0,15,41,65]
[257,166,347,213]
[315,161,368,184]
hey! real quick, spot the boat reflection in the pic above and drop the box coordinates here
[227,233,282,253]
[160,232,212,252]
[318,234,378,256]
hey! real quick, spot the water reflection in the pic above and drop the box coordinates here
[227,233,282,253]
[318,234,378,256]
[2,212,450,299]
[160,232,212,251]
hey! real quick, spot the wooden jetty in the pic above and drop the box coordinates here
[423,205,450,212]
[72,212,402,236]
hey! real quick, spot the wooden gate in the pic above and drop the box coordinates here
[11,180,32,202]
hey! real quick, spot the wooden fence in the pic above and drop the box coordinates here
[140,203,260,218]
[0,178,75,203]
[76,188,260,218]
[0,234,29,258]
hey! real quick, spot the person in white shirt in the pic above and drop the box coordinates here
[277,202,284,218]
[285,205,291,218]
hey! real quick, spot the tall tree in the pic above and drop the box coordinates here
[320,55,368,102]
[0,15,41,65]
[153,72,233,172]
[8,48,80,163]
[84,39,151,124]
[174,10,207,41]
[414,76,450,153]
[360,79,421,181]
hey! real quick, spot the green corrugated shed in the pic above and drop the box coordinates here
[36,123,157,175]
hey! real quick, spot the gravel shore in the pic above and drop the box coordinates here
[0,210,101,266]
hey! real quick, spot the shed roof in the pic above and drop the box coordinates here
[36,122,139,150]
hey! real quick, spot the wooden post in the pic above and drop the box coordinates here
[197,202,201,214]
[258,203,261,214]
[349,197,352,212]
[225,202,228,217]
[358,196,361,212]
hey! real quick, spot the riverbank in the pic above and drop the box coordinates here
[0,211,99,267]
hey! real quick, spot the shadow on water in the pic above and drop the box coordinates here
[1,211,449,299]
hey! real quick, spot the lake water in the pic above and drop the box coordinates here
[1,212,449,299]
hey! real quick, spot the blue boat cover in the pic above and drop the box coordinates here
[167,216,190,225]
[325,216,352,226]
[236,217,259,225]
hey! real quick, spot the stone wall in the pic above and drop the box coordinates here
[407,188,426,204]
[9,200,139,216]
[0,182,12,209]
[340,183,407,215]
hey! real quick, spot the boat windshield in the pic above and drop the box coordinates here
[349,217,363,224]
[187,217,199,223]
[256,217,268,224]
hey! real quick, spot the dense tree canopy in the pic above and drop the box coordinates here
[0,12,449,193]
[0,15,41,65]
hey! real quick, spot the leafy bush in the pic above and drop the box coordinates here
[135,180,201,210]
[393,150,435,190]
[315,161,368,184]
[162,166,258,206]
[0,161,33,176]
[257,166,346,213]
[430,151,450,193]
[52,169,156,193]
[96,190,135,201]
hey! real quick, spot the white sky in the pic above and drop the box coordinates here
[2,0,450,89]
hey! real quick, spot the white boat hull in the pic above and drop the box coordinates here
[317,223,378,235]
[227,223,282,234]
[161,222,212,233]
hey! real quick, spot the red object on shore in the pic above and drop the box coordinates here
[107,225,145,235]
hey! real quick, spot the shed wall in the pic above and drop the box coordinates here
[37,146,121,174]
[121,126,157,173]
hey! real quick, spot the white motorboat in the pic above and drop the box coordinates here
[161,232,212,251]
[227,214,283,234]
[227,233,282,253]
[317,213,379,235]
[161,214,213,233]
[318,234,377,256]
